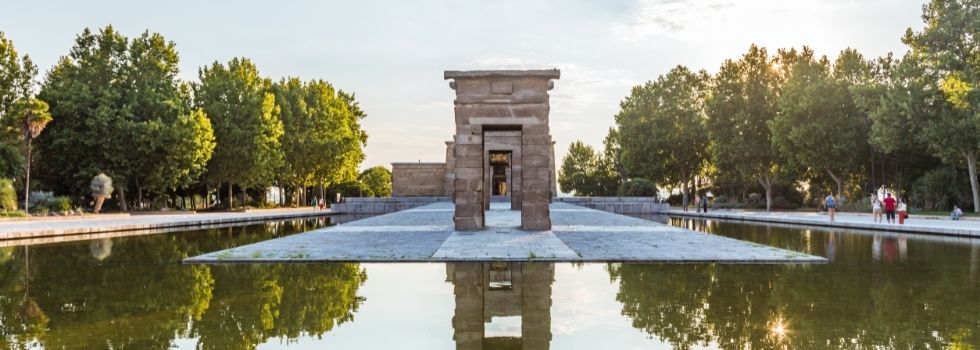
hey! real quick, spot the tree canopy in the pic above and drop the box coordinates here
[195,57,282,208]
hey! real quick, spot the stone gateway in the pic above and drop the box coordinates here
[446,70,560,231]
[390,69,560,232]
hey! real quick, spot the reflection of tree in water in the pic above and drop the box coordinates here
[610,224,980,349]
[193,263,366,350]
[0,247,49,350]
[18,235,214,349]
[0,218,367,349]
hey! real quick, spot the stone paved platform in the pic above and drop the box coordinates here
[185,202,825,263]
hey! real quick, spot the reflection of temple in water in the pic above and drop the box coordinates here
[446,262,554,350]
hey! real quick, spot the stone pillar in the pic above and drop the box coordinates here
[445,141,456,197]
[445,70,559,231]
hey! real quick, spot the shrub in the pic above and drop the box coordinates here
[710,195,744,209]
[910,167,973,211]
[28,191,53,210]
[617,178,658,197]
[713,195,729,205]
[328,181,375,199]
[771,196,798,210]
[0,178,16,211]
[50,196,73,212]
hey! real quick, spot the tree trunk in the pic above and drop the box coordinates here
[827,169,844,205]
[94,195,105,214]
[227,183,233,210]
[758,175,773,212]
[681,175,691,211]
[136,180,143,211]
[967,150,980,213]
[119,187,128,212]
[23,138,31,211]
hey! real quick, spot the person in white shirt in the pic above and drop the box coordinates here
[951,206,963,220]
[872,197,883,223]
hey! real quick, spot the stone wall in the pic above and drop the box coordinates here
[391,162,447,197]
[554,197,668,214]
[330,196,449,214]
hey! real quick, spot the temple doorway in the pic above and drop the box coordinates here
[489,151,511,198]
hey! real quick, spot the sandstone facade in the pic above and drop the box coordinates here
[446,70,560,231]
[391,162,446,197]
[390,69,560,231]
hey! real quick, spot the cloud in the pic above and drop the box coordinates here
[611,0,736,40]
[610,0,860,44]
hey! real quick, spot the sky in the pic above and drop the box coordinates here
[1,0,926,171]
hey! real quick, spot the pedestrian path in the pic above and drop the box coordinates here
[184,202,826,263]
[669,209,980,237]
[0,207,335,241]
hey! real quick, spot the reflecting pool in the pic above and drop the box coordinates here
[0,216,977,349]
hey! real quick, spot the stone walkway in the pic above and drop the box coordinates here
[0,207,335,240]
[670,209,980,238]
[185,202,825,263]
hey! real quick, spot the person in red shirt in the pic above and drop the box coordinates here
[883,193,897,224]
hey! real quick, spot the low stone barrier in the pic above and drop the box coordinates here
[554,197,668,214]
[331,197,450,214]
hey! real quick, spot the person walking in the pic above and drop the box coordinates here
[883,193,897,224]
[701,194,709,213]
[825,192,837,223]
[897,198,907,225]
[872,196,883,223]
[694,195,701,213]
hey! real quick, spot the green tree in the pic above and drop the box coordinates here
[359,166,391,197]
[195,58,283,209]
[272,78,367,204]
[36,27,215,210]
[121,32,215,205]
[614,65,709,207]
[36,27,130,204]
[706,45,785,211]
[0,31,35,119]
[902,0,980,212]
[558,141,618,196]
[602,127,627,182]
[0,32,40,201]
[11,98,51,211]
[773,48,871,200]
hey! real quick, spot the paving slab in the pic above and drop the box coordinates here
[185,202,826,263]
[670,209,980,238]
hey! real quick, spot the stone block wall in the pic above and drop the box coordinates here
[554,197,669,214]
[330,196,449,214]
[391,162,446,197]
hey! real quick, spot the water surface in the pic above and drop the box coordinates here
[0,216,977,349]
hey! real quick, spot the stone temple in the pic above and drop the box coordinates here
[391,70,560,231]
[182,69,827,265]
